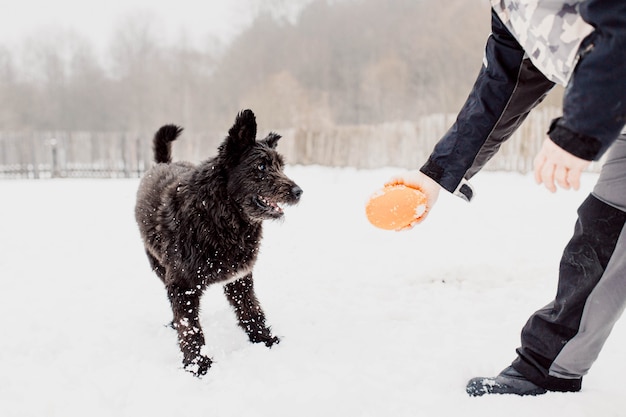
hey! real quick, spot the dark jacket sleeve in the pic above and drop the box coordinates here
[549,0,626,161]
[420,10,554,200]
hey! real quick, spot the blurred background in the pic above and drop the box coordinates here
[0,0,567,178]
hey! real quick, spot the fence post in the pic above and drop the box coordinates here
[120,134,129,178]
[51,138,59,178]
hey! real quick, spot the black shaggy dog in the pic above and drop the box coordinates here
[135,109,302,376]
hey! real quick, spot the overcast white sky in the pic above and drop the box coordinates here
[0,0,255,50]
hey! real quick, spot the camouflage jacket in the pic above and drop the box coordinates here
[491,0,594,86]
[421,0,626,201]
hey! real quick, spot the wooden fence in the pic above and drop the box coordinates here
[0,107,602,179]
[0,130,223,179]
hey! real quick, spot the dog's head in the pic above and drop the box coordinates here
[217,109,302,222]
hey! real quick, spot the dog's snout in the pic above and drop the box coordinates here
[291,185,303,200]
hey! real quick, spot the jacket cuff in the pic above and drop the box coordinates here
[419,161,474,202]
[419,159,445,186]
[547,118,602,161]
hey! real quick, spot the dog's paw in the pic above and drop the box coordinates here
[249,331,280,348]
[183,355,212,377]
[264,335,280,348]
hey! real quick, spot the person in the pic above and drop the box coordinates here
[390,0,626,396]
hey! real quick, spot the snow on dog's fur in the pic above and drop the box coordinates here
[135,109,302,376]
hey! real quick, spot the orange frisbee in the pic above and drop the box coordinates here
[365,184,427,230]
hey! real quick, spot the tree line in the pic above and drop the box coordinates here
[0,0,503,132]
[0,0,569,177]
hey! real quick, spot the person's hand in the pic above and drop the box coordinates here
[533,138,591,193]
[386,171,441,227]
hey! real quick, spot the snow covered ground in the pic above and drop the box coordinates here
[1,165,625,417]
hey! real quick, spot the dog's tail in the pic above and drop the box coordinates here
[153,124,183,164]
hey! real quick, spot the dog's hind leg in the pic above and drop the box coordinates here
[166,283,212,376]
[223,274,280,347]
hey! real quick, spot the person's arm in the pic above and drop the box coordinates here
[545,0,626,162]
[533,0,626,193]
[418,9,555,202]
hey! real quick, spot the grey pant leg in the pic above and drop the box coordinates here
[592,134,626,211]
[550,225,626,377]
[549,133,626,378]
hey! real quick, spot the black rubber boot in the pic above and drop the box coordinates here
[466,366,547,397]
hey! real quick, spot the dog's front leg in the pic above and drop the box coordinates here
[167,284,212,376]
[223,273,280,347]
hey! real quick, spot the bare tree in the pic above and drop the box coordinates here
[108,11,166,131]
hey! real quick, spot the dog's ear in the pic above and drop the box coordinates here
[220,109,258,164]
[261,132,281,149]
[228,109,257,147]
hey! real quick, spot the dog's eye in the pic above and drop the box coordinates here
[258,163,266,172]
